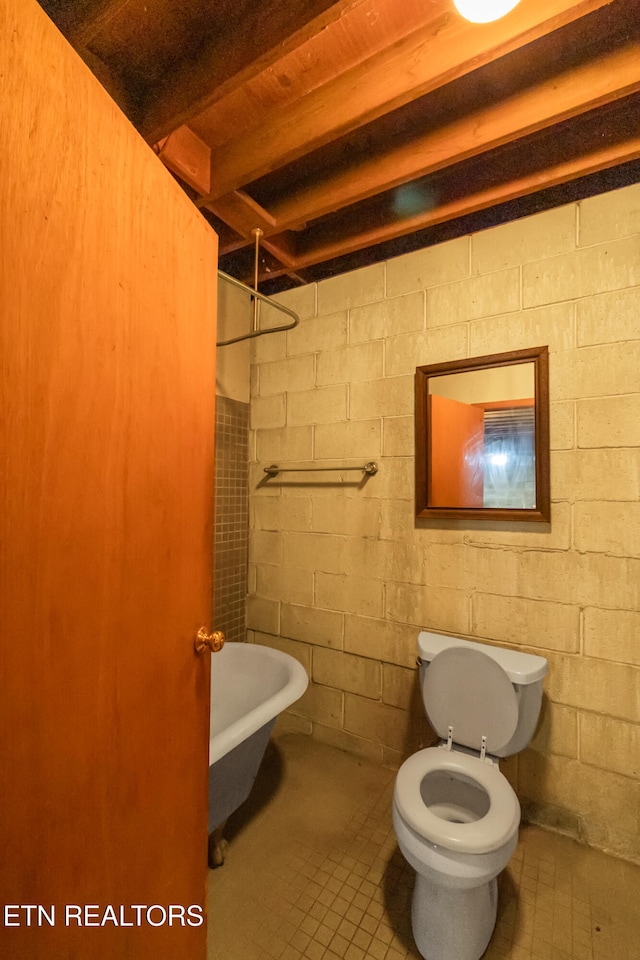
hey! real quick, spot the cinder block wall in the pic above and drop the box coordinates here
[247,182,640,863]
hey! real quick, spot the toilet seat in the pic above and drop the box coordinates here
[394,747,520,855]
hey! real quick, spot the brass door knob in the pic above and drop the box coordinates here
[195,627,225,654]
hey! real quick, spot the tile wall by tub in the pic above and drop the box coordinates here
[247,181,640,863]
[213,395,250,643]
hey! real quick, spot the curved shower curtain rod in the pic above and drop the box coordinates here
[216,228,300,347]
[216,269,299,347]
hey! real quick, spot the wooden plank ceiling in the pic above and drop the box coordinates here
[39,0,640,292]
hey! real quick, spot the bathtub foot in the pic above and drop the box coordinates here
[208,821,229,869]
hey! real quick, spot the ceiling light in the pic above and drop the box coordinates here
[453,0,521,23]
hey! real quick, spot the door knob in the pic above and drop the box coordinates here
[195,627,225,654]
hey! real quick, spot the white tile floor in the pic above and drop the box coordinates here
[208,733,640,960]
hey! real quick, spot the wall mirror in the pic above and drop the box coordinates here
[415,346,550,522]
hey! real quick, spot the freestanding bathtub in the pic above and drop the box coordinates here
[208,641,308,865]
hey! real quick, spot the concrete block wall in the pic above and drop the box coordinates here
[247,181,640,863]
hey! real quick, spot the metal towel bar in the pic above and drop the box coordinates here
[264,462,378,478]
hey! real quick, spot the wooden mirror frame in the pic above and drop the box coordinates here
[415,346,550,522]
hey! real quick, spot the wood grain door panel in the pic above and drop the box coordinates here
[1,2,217,956]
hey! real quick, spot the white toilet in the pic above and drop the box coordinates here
[393,631,547,960]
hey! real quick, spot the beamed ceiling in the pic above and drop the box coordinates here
[39,0,640,293]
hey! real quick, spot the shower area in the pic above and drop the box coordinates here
[212,248,299,643]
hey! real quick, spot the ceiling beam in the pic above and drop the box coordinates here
[201,190,276,238]
[260,234,299,270]
[268,41,640,229]
[202,0,615,201]
[185,0,435,152]
[156,126,211,195]
[277,129,640,271]
[139,0,366,144]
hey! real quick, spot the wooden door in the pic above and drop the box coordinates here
[429,395,485,507]
[0,2,217,957]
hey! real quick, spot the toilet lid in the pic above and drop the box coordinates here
[423,647,518,754]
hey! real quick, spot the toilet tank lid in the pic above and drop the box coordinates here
[418,631,548,684]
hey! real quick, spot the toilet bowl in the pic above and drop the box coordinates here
[393,632,547,960]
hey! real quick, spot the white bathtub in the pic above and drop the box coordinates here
[208,642,308,836]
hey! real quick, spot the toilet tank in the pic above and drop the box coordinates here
[417,631,548,758]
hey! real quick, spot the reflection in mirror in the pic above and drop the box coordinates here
[416,347,550,522]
